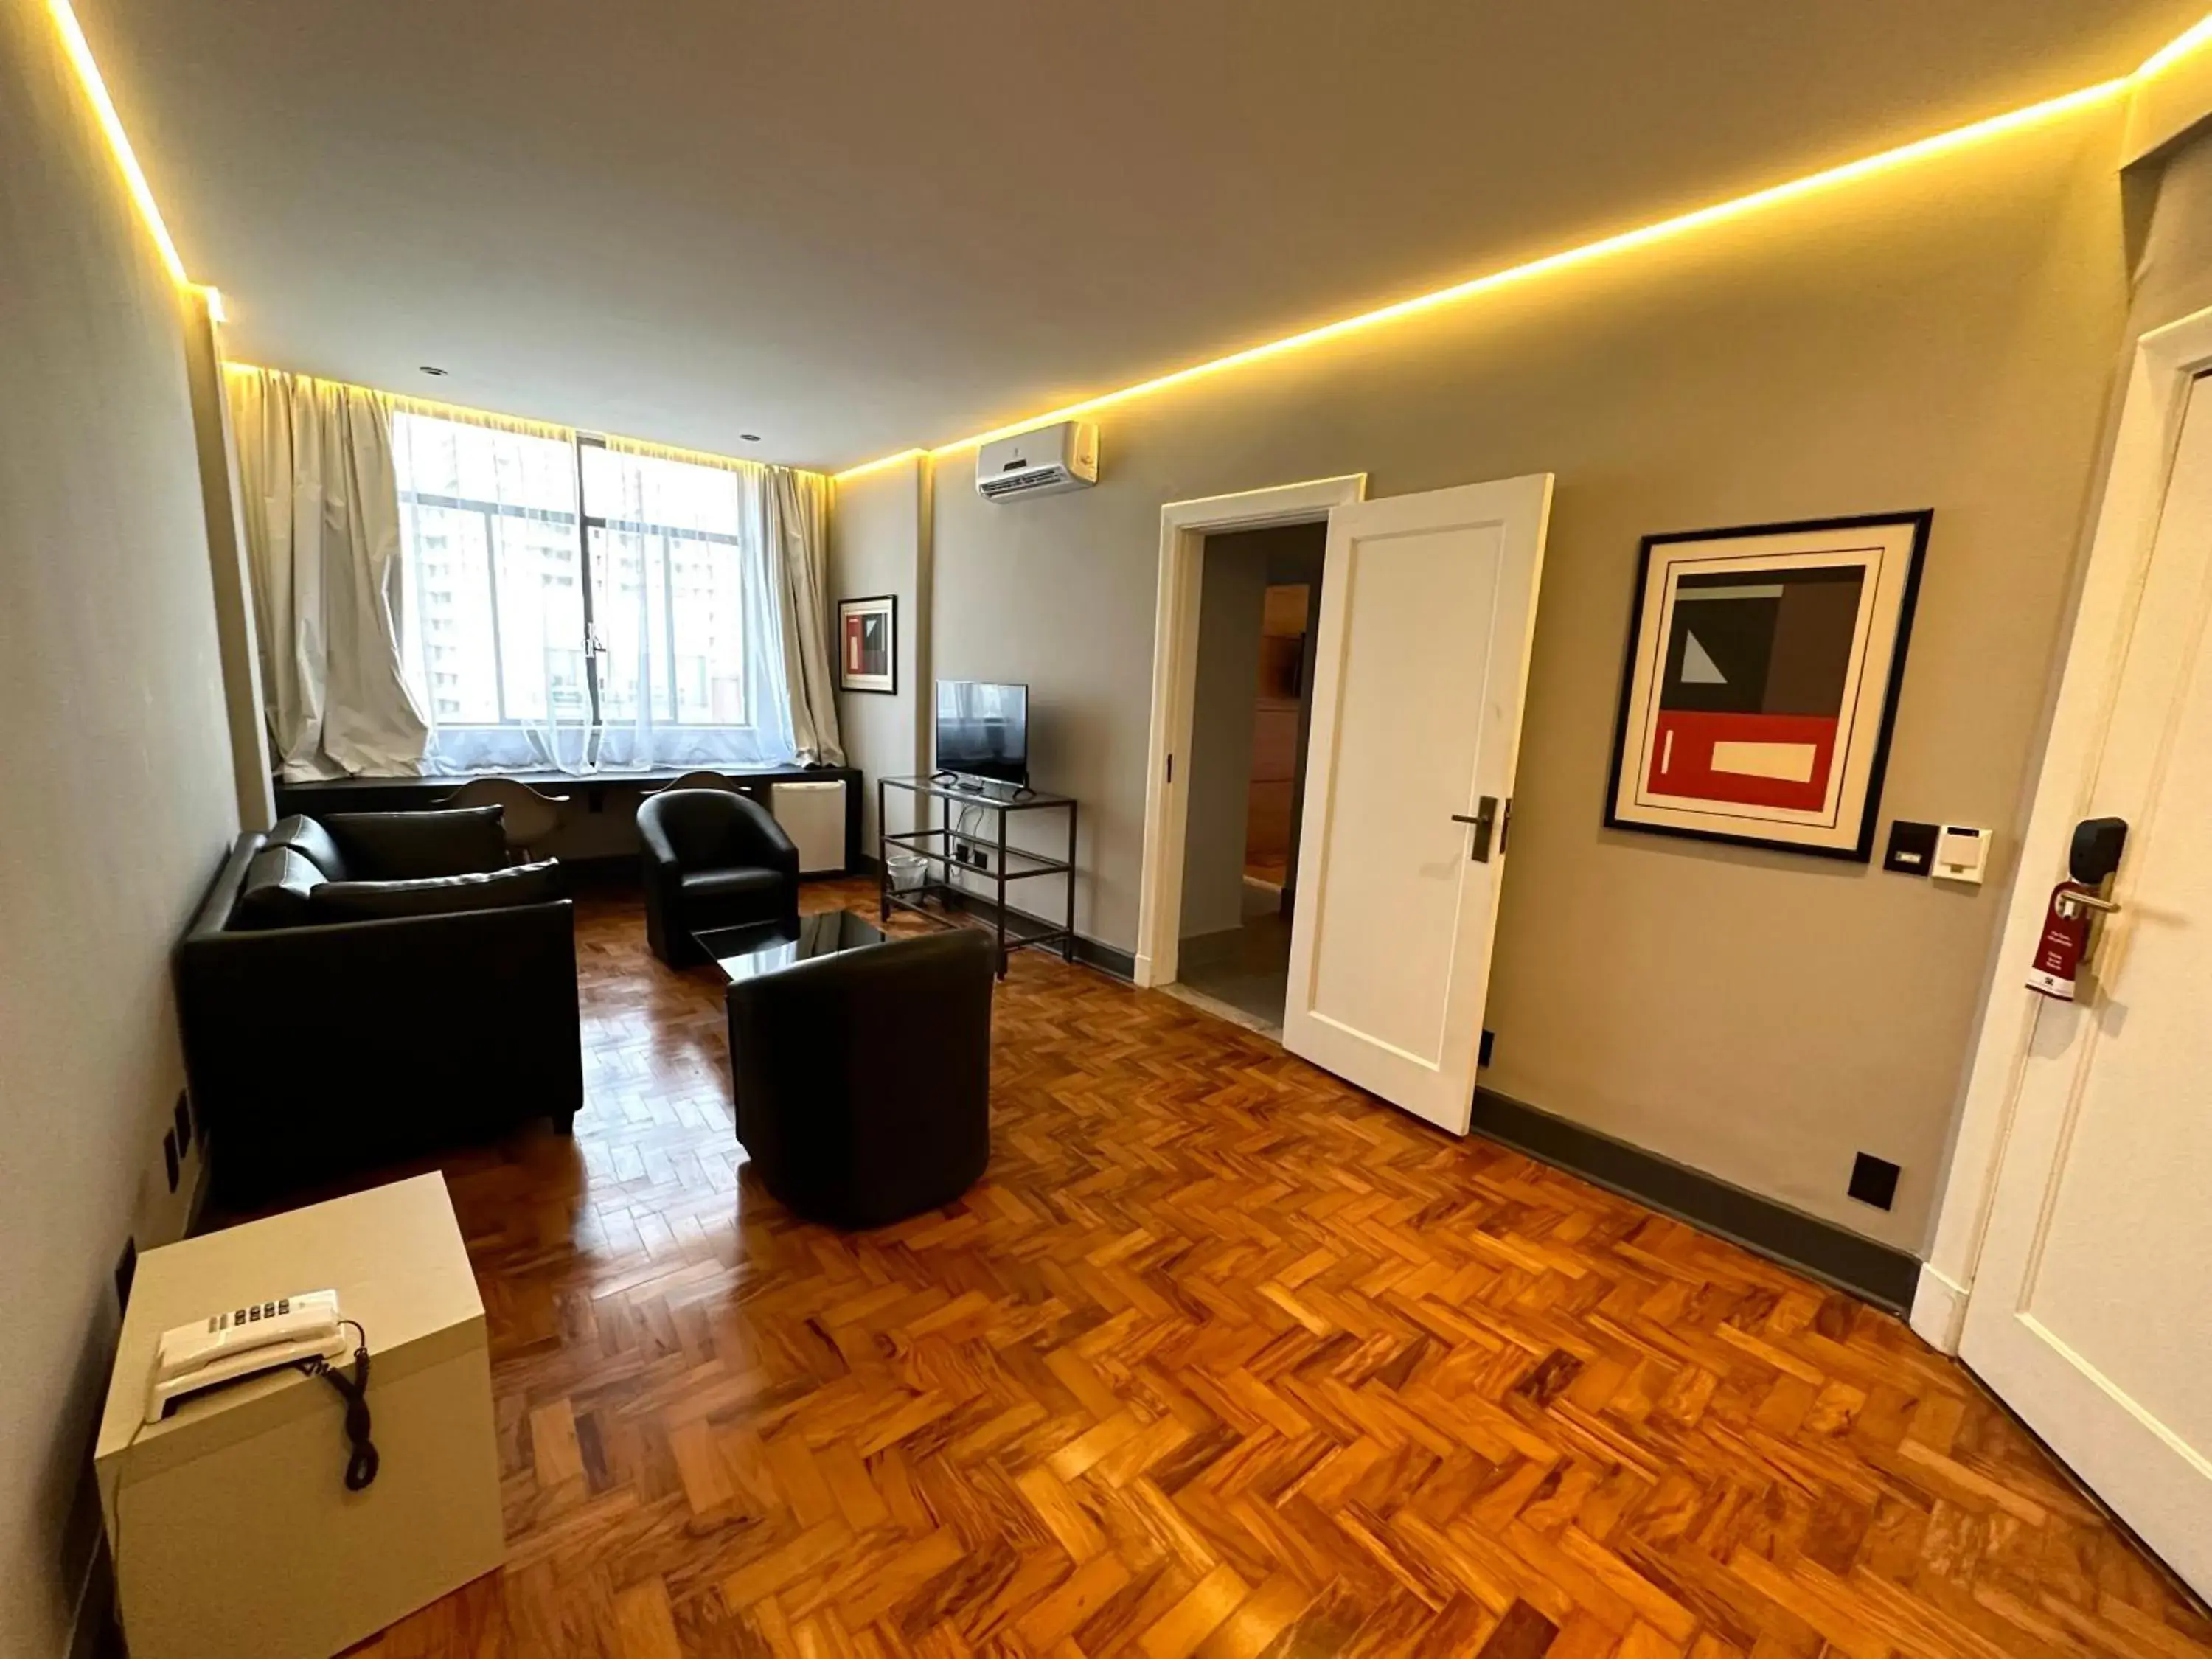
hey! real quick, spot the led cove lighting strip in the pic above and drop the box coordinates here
[838,74,2140,479]
[49,0,184,284]
[43,0,2212,465]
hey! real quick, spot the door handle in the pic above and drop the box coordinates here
[1451,796,1500,863]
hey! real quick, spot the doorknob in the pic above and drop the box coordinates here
[1451,796,1500,862]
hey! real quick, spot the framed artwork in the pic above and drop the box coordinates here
[837,595,897,694]
[1604,510,1930,860]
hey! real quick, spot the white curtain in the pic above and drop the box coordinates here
[766,466,844,765]
[585,439,802,770]
[229,372,842,778]
[227,368,430,779]
[390,407,597,773]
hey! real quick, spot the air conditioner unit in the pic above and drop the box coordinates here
[976,421,1099,501]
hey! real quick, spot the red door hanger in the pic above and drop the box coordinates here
[2026,882,2093,1001]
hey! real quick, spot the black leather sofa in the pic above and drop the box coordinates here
[637,789,801,966]
[176,810,583,1207]
[726,927,993,1229]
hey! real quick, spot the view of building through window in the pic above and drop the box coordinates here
[393,412,757,737]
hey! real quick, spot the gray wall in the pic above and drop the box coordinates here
[927,101,2131,1251]
[1178,522,1326,939]
[0,10,238,1652]
[1178,532,1271,939]
[828,456,928,854]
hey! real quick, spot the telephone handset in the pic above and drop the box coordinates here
[146,1288,350,1423]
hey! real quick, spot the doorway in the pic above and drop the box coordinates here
[1172,524,1326,1032]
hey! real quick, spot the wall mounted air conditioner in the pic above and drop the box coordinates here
[976,421,1099,500]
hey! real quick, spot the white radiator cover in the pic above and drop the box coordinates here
[769,780,846,874]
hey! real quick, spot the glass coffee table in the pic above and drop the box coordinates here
[692,909,886,984]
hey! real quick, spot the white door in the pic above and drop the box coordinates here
[1960,370,2212,1596]
[1282,476,1553,1133]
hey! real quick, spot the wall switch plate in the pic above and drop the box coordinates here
[1848,1152,1901,1211]
[1933,824,1989,886]
[1882,820,1938,875]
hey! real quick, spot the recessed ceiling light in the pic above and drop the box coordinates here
[419,365,448,377]
[740,434,762,443]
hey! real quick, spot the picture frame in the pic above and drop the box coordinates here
[1603,510,1930,861]
[836,594,897,694]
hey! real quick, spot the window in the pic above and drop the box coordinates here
[394,413,786,771]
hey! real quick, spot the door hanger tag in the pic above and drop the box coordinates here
[2026,881,2093,1001]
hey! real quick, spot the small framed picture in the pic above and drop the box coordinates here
[837,595,897,694]
[1604,511,1930,860]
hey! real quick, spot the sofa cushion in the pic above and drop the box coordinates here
[681,867,787,902]
[264,814,349,880]
[323,807,507,879]
[232,846,325,929]
[307,860,561,921]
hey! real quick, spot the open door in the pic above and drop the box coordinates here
[1282,476,1552,1133]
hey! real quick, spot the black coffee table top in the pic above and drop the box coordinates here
[693,910,886,984]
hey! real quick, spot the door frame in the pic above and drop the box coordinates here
[1133,474,1367,988]
[1914,304,2212,1352]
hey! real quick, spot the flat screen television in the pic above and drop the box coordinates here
[935,680,1029,787]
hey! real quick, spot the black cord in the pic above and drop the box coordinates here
[294,1319,378,1491]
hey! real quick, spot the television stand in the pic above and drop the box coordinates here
[877,776,1077,978]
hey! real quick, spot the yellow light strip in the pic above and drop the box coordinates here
[2138,10,2212,82]
[48,0,189,287]
[831,447,929,486]
[835,75,2129,478]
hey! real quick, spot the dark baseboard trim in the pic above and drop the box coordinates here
[1470,1087,1920,1313]
[929,885,1136,981]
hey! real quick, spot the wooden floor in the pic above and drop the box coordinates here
[344,880,2210,1659]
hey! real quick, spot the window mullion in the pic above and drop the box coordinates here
[662,531,678,725]
[572,435,603,741]
[481,505,507,725]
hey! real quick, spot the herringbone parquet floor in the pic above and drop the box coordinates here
[343,882,2211,1659]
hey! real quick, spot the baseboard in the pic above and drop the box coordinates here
[930,884,1135,981]
[1469,1088,1921,1313]
[1909,1262,1970,1353]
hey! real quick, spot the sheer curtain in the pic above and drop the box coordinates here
[585,439,801,769]
[390,407,595,773]
[226,367,429,779]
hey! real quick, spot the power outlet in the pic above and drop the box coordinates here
[1848,1152,1901,1211]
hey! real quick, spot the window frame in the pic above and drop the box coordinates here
[395,424,755,735]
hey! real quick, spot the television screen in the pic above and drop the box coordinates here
[935,681,1029,786]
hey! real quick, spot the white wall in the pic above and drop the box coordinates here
[0,10,238,1652]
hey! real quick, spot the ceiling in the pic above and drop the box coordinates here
[82,0,2206,471]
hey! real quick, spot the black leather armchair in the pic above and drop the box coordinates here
[725,928,993,1229]
[637,789,800,966]
[176,828,583,1208]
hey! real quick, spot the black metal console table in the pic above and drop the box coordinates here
[877,776,1077,977]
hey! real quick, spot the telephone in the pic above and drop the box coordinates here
[145,1288,350,1423]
